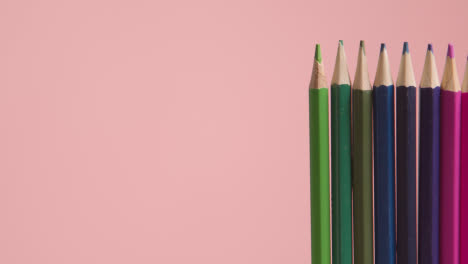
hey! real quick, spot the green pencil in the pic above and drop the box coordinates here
[331,40,352,264]
[352,41,373,264]
[309,44,331,264]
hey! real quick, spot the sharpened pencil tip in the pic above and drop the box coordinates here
[447,44,455,58]
[339,40,343,46]
[428,44,433,53]
[380,43,386,52]
[360,41,365,55]
[314,44,322,63]
[403,42,409,54]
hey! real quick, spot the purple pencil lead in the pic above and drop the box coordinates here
[447,44,455,58]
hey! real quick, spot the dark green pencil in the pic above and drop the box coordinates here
[331,40,352,264]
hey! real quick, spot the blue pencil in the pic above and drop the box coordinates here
[418,44,440,264]
[373,43,396,264]
[396,42,417,264]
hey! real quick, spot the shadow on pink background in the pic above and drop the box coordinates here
[0,0,467,263]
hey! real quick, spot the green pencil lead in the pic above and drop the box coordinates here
[315,44,322,63]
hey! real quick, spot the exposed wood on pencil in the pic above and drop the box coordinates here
[353,41,372,91]
[441,44,461,92]
[310,45,328,90]
[331,40,351,86]
[396,42,416,87]
[420,44,440,89]
[374,44,393,87]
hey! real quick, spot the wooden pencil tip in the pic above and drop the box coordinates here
[339,40,343,46]
[442,44,461,91]
[380,43,386,52]
[447,44,455,58]
[403,42,409,54]
[315,44,322,63]
[421,43,440,88]
[397,42,416,87]
[360,41,366,55]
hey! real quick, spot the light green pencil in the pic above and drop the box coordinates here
[309,44,331,264]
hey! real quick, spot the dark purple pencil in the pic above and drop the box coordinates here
[418,44,440,264]
[396,42,417,264]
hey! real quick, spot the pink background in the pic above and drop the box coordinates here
[0,0,467,263]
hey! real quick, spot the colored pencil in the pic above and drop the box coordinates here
[418,44,440,264]
[309,44,331,264]
[331,40,352,264]
[373,43,396,264]
[439,43,461,264]
[396,42,417,264]
[352,40,373,264]
[460,56,468,264]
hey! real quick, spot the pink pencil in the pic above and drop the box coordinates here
[440,44,461,264]
[461,56,468,264]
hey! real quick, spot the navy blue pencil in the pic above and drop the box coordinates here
[396,42,417,264]
[373,43,396,264]
[418,44,440,264]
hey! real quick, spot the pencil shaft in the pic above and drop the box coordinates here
[331,84,352,264]
[418,87,440,264]
[309,88,331,264]
[373,85,395,264]
[352,89,373,264]
[460,93,468,264]
[439,89,460,264]
[396,86,417,264]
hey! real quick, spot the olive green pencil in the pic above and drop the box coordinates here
[352,41,373,264]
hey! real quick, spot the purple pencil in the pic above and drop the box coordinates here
[439,44,461,264]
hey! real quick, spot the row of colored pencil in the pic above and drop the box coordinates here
[308,41,468,264]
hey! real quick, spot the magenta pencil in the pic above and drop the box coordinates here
[461,56,468,264]
[439,44,461,264]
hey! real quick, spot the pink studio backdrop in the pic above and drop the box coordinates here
[0,0,467,263]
